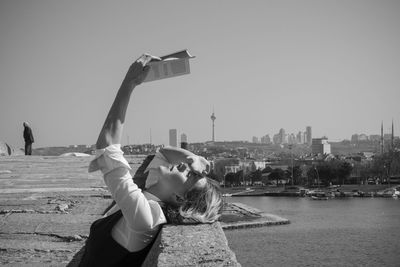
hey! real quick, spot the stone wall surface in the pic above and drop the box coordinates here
[0,155,242,266]
[0,155,145,266]
[142,223,240,267]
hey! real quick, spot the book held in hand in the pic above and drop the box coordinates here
[144,50,195,83]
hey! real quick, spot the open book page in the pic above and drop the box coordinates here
[144,50,195,83]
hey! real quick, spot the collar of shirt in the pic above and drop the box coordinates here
[143,191,165,208]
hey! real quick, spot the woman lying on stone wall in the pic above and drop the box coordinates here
[79,54,223,267]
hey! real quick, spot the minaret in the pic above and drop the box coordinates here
[381,121,384,154]
[392,119,394,151]
[149,128,152,145]
[210,110,216,142]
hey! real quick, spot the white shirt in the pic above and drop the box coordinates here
[88,144,167,252]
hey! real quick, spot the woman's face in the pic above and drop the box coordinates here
[159,163,206,199]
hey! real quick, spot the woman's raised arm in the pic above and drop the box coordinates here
[95,56,151,149]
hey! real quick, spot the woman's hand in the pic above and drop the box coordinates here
[123,54,154,86]
[187,155,210,177]
[158,147,210,177]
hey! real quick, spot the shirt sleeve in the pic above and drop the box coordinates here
[88,144,131,174]
[88,144,165,231]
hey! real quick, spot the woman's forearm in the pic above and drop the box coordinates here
[95,57,150,149]
[95,81,135,149]
[159,146,196,164]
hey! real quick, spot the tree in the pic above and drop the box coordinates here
[285,165,303,185]
[207,171,221,183]
[247,169,262,185]
[236,170,244,185]
[318,163,336,185]
[224,172,236,186]
[390,151,400,176]
[306,161,353,186]
[213,158,239,179]
[268,168,285,186]
[306,167,318,186]
[262,166,273,173]
[337,161,353,184]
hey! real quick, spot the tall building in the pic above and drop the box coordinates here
[351,134,359,143]
[306,126,312,145]
[369,135,380,142]
[288,133,296,144]
[169,129,177,147]
[252,136,259,143]
[180,133,187,143]
[311,138,331,155]
[296,131,304,144]
[273,133,280,145]
[279,128,286,144]
[180,133,188,149]
[359,134,368,141]
[261,134,271,144]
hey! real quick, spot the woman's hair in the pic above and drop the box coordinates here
[166,177,223,224]
[180,177,222,223]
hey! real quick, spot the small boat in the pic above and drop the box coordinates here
[311,191,329,200]
[311,195,329,200]
[222,193,232,197]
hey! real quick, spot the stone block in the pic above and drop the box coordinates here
[142,222,241,267]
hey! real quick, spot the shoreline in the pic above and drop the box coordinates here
[222,184,400,198]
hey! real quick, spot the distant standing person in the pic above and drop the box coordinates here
[23,122,34,155]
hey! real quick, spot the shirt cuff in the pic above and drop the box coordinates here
[88,144,132,174]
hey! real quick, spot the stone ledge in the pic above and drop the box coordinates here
[67,202,289,266]
[220,202,290,230]
[220,214,290,230]
[142,222,241,267]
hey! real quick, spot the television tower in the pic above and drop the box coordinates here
[210,110,216,142]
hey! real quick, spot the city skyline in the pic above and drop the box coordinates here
[1,1,399,149]
[251,121,398,145]
[132,122,397,146]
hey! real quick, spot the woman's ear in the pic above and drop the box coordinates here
[175,194,185,203]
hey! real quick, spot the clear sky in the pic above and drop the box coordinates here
[1,0,399,149]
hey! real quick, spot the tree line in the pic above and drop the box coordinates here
[210,150,400,187]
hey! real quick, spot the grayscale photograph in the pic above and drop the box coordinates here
[0,1,399,266]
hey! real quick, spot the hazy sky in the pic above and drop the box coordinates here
[1,0,399,149]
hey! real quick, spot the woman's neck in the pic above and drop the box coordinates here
[146,182,170,203]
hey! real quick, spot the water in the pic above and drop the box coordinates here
[225,197,400,267]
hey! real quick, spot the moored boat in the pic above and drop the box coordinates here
[310,190,329,200]
[311,195,329,200]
